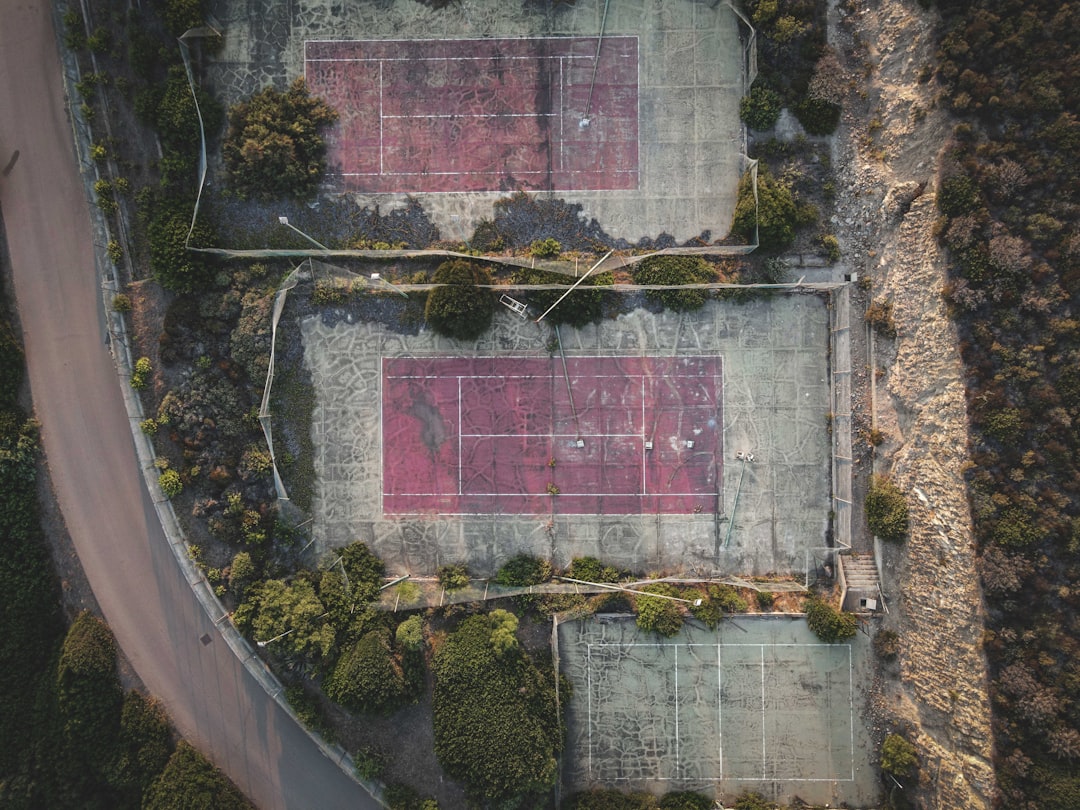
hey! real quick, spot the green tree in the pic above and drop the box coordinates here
[228,551,256,599]
[338,540,386,603]
[437,563,470,591]
[324,629,407,714]
[731,167,798,251]
[866,475,909,542]
[424,260,495,341]
[147,208,215,293]
[395,615,424,652]
[488,609,519,655]
[56,612,122,772]
[110,692,172,802]
[567,556,621,583]
[143,741,252,810]
[162,0,208,36]
[740,85,783,131]
[235,578,335,665]
[631,255,713,312]
[794,95,841,135]
[223,79,338,200]
[635,584,684,637]
[432,613,560,802]
[805,596,857,642]
[880,733,919,778]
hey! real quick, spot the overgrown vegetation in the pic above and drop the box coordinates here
[931,1,1080,803]
[865,475,909,542]
[731,166,799,251]
[222,78,338,201]
[804,595,856,643]
[511,266,616,327]
[424,260,495,341]
[432,612,561,804]
[630,255,714,312]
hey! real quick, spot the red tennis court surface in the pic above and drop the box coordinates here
[304,37,639,193]
[382,356,723,515]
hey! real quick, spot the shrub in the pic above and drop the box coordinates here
[324,629,407,714]
[866,475,909,542]
[820,233,841,262]
[139,418,158,435]
[755,590,775,609]
[874,628,900,661]
[437,563,469,591]
[432,613,560,802]
[658,792,713,810]
[223,79,338,200]
[689,583,748,629]
[938,174,981,217]
[131,356,152,390]
[568,556,621,583]
[495,554,553,587]
[564,789,656,809]
[631,255,712,312]
[144,741,252,809]
[158,469,183,498]
[107,240,124,265]
[881,733,918,778]
[147,208,215,293]
[731,166,798,251]
[510,266,614,327]
[529,237,562,258]
[56,612,122,768]
[794,96,841,135]
[228,551,256,598]
[635,584,684,637]
[395,615,424,651]
[424,260,494,341]
[805,596,856,642]
[733,792,776,810]
[740,85,783,131]
[162,0,207,35]
[865,299,897,337]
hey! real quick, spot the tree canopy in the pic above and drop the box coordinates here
[731,166,798,251]
[424,260,495,341]
[432,612,560,802]
[223,79,338,200]
[143,741,252,810]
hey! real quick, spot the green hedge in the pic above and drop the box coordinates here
[424,260,495,341]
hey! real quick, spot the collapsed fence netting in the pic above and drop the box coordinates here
[174,10,764,268]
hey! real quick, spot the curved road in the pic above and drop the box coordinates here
[0,3,375,808]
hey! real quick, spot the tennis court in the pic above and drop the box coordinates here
[305,36,639,193]
[558,616,878,805]
[382,356,722,515]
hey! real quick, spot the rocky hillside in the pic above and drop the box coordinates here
[831,0,996,805]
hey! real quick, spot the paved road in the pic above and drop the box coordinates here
[0,3,374,808]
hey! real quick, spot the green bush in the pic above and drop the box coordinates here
[395,615,424,651]
[162,0,207,35]
[529,237,562,258]
[147,208,215,293]
[567,556,622,583]
[731,166,798,251]
[733,792,777,810]
[866,475,909,542]
[432,613,560,802]
[794,96,841,135]
[424,260,495,341]
[635,584,684,637]
[158,469,183,498]
[563,789,656,809]
[880,733,918,778]
[223,79,338,200]
[111,292,131,313]
[631,255,712,312]
[805,596,856,642]
[495,554,553,587]
[689,583,748,629]
[938,174,982,217]
[131,356,152,390]
[740,85,783,131]
[658,792,714,810]
[228,551,256,598]
[324,629,407,714]
[56,612,122,769]
[144,741,252,809]
[873,628,900,661]
[437,563,470,591]
[510,266,615,327]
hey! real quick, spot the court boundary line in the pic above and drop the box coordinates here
[304,36,640,191]
[382,355,723,514]
[583,641,855,783]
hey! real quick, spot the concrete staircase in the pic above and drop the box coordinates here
[839,554,881,613]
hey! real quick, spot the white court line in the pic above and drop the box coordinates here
[587,643,594,778]
[385,491,709,497]
[336,169,639,178]
[849,645,855,781]
[674,644,680,775]
[381,113,560,119]
[457,377,462,496]
[760,646,766,780]
[558,56,565,175]
[306,54,605,63]
[641,376,647,494]
[378,60,384,175]
[718,643,724,780]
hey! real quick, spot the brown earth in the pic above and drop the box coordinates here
[831,0,997,806]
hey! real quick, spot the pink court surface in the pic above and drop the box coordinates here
[304,37,639,193]
[382,356,723,516]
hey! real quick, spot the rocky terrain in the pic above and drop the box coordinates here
[831,0,997,806]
